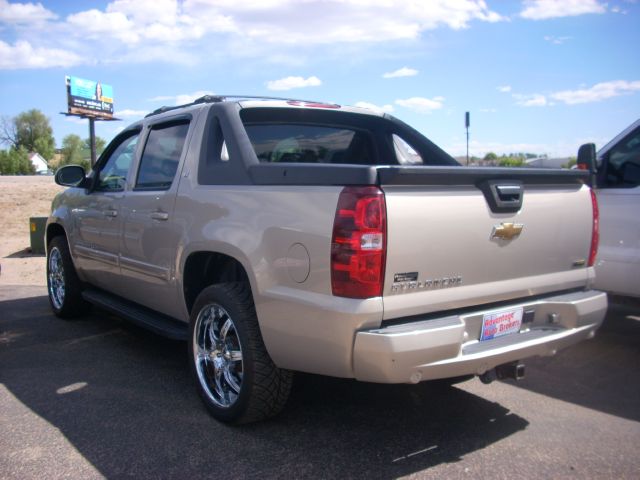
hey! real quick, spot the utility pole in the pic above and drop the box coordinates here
[88,117,97,166]
[465,111,470,166]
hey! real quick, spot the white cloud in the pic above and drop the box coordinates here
[0,40,81,69]
[149,90,216,105]
[497,85,512,93]
[544,35,571,45]
[520,0,606,20]
[266,76,322,91]
[395,96,444,113]
[0,0,56,24]
[0,1,505,70]
[184,1,503,45]
[66,9,140,43]
[116,109,148,118]
[383,67,418,79]
[551,80,640,104]
[513,93,548,107]
[354,101,394,113]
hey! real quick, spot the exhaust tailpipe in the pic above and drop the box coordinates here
[480,361,525,384]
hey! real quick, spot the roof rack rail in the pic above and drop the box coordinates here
[214,94,331,104]
[145,94,336,118]
[145,95,224,118]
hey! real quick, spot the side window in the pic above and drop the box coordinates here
[243,124,374,164]
[97,132,140,192]
[392,134,424,165]
[136,121,190,190]
[604,128,640,188]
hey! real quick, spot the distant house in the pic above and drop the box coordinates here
[29,152,50,174]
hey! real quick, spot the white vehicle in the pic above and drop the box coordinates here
[591,119,640,297]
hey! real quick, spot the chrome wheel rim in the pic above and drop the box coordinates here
[48,247,65,310]
[193,303,243,408]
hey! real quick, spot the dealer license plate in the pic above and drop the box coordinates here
[480,307,523,341]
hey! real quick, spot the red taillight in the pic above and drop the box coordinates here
[588,188,599,267]
[331,186,386,298]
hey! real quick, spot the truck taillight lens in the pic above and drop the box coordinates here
[588,188,599,267]
[331,186,387,298]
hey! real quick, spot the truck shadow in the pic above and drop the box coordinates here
[4,247,45,258]
[502,298,640,423]
[1,292,527,479]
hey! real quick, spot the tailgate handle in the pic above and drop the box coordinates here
[478,180,524,213]
[495,185,522,203]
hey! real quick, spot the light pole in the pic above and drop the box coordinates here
[465,111,470,166]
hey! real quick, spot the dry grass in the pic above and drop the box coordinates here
[0,176,65,286]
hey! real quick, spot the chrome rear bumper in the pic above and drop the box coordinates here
[353,290,607,383]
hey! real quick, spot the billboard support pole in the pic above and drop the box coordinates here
[88,117,97,166]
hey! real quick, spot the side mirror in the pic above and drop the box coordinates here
[577,143,596,173]
[55,165,88,188]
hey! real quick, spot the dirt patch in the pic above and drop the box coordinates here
[0,176,65,286]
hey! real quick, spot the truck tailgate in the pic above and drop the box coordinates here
[381,170,594,321]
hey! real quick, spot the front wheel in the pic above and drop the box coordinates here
[188,282,292,424]
[47,236,90,318]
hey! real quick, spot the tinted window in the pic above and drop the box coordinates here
[97,132,139,191]
[136,122,190,190]
[244,124,374,165]
[604,127,640,188]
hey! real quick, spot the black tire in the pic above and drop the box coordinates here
[188,282,292,424]
[46,236,90,318]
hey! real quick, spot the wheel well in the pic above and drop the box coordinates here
[46,223,66,247]
[183,252,251,314]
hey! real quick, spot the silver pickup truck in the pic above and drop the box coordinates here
[48,96,607,424]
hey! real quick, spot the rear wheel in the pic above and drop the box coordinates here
[47,236,90,318]
[188,282,292,424]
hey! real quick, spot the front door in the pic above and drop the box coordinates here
[72,130,140,293]
[594,124,640,297]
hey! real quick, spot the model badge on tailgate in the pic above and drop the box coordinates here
[391,272,462,293]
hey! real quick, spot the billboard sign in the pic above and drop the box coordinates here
[66,76,114,118]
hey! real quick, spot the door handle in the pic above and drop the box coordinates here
[104,209,118,218]
[150,211,169,221]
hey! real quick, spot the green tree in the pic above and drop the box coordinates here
[0,147,35,175]
[11,109,56,160]
[563,156,577,169]
[498,157,526,167]
[84,136,106,157]
[59,134,90,172]
[484,152,498,161]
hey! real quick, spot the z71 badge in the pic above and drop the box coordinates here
[391,272,462,293]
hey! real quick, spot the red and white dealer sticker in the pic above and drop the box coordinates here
[480,307,523,341]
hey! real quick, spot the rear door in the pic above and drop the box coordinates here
[118,115,193,318]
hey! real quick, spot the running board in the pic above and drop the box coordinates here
[82,288,188,340]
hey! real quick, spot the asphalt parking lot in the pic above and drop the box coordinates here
[1,285,639,479]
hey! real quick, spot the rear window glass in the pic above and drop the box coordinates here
[243,124,375,165]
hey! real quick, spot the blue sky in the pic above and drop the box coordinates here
[1,0,638,158]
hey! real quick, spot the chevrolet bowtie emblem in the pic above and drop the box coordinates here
[492,222,524,240]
